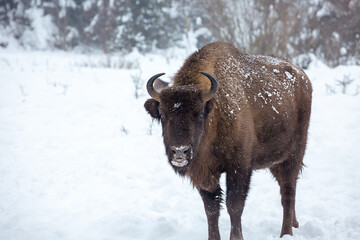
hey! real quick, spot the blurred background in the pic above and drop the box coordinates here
[1,1,360,240]
[1,0,359,67]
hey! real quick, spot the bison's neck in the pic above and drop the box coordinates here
[187,110,222,192]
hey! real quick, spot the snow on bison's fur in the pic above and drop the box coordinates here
[144,42,312,240]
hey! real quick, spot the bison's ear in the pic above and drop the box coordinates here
[204,99,214,117]
[144,99,160,120]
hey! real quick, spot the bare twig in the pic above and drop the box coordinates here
[335,74,354,94]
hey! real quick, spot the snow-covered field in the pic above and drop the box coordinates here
[0,49,359,240]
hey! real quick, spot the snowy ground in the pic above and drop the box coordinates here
[0,49,359,240]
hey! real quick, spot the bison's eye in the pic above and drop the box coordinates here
[195,113,204,120]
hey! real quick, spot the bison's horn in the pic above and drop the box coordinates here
[199,71,218,102]
[146,73,165,101]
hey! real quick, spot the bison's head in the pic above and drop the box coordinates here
[144,72,218,175]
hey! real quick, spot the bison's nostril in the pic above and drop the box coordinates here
[171,145,191,155]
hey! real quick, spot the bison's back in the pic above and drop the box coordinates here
[207,43,312,168]
[174,42,311,120]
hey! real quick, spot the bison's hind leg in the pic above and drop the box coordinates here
[270,144,304,237]
[270,161,300,237]
[271,104,310,237]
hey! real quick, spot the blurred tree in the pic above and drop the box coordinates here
[310,0,360,66]
[84,0,117,53]
[112,0,185,52]
[183,0,359,66]
[0,0,31,41]
[41,0,73,50]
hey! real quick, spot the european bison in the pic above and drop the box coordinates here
[144,42,312,240]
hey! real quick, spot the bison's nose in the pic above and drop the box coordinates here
[171,145,190,157]
[171,145,192,159]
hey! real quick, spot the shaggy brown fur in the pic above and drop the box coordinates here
[144,42,312,240]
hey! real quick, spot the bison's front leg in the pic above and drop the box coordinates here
[199,186,222,240]
[226,169,252,240]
